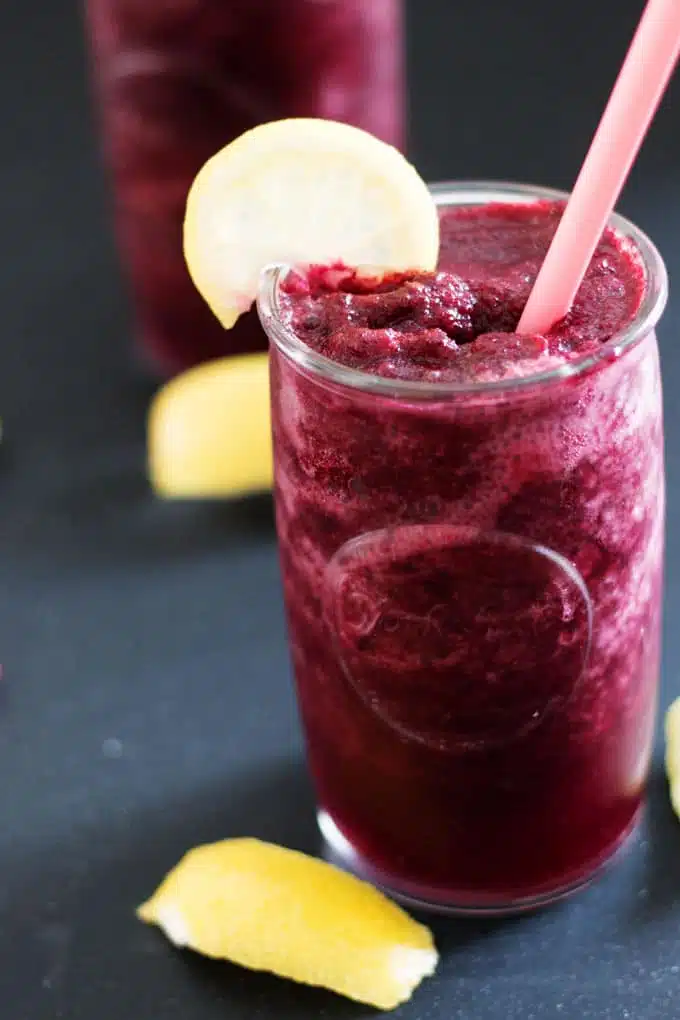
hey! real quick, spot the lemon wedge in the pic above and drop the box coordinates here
[137,837,438,1010]
[183,117,439,329]
[665,697,680,819]
[148,353,271,498]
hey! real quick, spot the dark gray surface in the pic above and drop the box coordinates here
[1,1,680,1018]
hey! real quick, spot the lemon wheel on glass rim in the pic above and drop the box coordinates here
[148,118,439,500]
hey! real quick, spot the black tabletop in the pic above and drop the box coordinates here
[2,2,680,1018]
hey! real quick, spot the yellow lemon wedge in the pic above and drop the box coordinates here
[665,697,680,819]
[148,353,271,498]
[137,837,438,1010]
[183,117,439,329]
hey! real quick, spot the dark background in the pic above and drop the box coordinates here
[1,1,680,1018]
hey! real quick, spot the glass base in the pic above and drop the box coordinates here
[318,807,641,917]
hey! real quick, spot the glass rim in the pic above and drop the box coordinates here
[256,180,668,400]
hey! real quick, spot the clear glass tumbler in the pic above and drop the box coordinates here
[258,182,667,914]
[84,0,403,374]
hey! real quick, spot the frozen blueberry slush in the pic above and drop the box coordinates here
[84,0,403,373]
[261,183,666,912]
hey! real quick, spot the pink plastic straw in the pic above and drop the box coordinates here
[518,0,680,335]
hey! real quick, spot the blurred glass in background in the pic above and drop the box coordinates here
[84,0,404,376]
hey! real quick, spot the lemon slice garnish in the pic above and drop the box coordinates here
[148,353,271,498]
[665,697,680,819]
[138,838,438,1010]
[183,118,439,329]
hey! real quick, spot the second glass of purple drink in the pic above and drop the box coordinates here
[258,182,667,915]
[83,0,403,375]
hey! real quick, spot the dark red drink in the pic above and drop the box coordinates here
[84,0,403,374]
[259,183,667,913]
